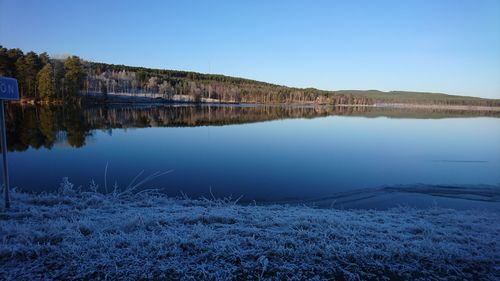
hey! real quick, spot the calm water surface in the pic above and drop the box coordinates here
[5,104,500,209]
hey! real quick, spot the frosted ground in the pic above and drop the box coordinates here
[1,178,499,280]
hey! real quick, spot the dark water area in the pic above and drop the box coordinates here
[3,103,500,210]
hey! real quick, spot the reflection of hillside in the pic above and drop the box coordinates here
[4,103,500,151]
[84,104,500,129]
[83,104,351,128]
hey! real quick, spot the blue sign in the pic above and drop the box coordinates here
[0,77,19,101]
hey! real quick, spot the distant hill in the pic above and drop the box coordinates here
[83,61,500,106]
[334,90,497,105]
[2,45,499,106]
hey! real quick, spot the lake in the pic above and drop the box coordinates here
[4,103,500,209]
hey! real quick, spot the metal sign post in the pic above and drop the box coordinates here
[0,77,20,209]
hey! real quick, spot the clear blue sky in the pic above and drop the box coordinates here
[1,0,499,98]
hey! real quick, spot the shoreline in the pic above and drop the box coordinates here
[373,103,500,111]
[1,188,499,280]
[12,94,500,112]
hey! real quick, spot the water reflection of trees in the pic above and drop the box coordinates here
[5,103,500,151]
[5,104,90,151]
[83,105,353,128]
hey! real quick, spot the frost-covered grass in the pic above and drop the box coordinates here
[1,181,499,280]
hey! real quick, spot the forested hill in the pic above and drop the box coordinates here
[1,45,499,106]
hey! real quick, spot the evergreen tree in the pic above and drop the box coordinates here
[4,48,23,77]
[37,63,54,101]
[14,56,27,96]
[14,51,41,98]
[23,51,42,98]
[52,59,65,99]
[39,52,50,66]
[64,56,85,97]
[0,46,10,76]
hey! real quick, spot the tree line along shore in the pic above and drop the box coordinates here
[2,45,500,107]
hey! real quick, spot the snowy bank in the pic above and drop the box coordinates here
[1,185,499,280]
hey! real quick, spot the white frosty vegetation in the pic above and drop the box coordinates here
[1,178,499,280]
